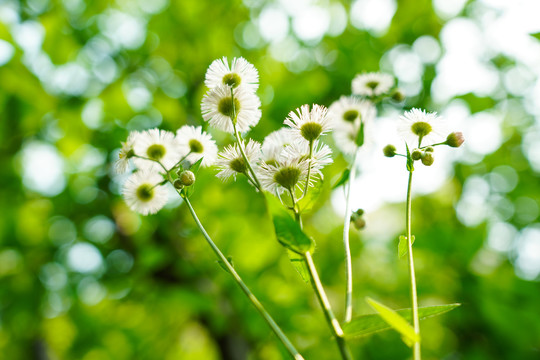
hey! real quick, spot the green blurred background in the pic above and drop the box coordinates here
[1,0,539,359]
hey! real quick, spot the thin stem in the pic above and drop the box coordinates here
[289,191,352,360]
[406,170,421,360]
[182,194,304,360]
[343,148,359,323]
[304,252,353,360]
[298,140,314,201]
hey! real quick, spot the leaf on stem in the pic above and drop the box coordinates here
[216,256,234,274]
[343,303,461,339]
[398,235,415,258]
[405,143,414,172]
[355,122,365,147]
[365,297,419,346]
[298,178,324,212]
[266,195,315,254]
[332,169,350,190]
[287,250,309,283]
[184,157,204,197]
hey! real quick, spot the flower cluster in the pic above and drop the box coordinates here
[115,126,218,215]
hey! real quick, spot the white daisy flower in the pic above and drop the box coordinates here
[176,125,218,167]
[284,140,333,179]
[352,72,394,97]
[201,85,262,133]
[123,171,168,215]
[329,96,376,155]
[261,128,295,164]
[133,128,184,172]
[258,157,309,195]
[215,139,262,181]
[284,104,331,143]
[397,108,447,147]
[114,131,139,174]
[205,57,259,92]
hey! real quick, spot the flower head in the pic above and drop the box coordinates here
[258,157,308,195]
[215,139,261,181]
[284,104,331,142]
[261,128,295,165]
[176,125,218,167]
[123,171,168,215]
[201,85,261,133]
[205,57,259,92]
[133,128,184,172]
[115,131,139,174]
[284,140,333,179]
[397,108,447,146]
[329,96,376,155]
[352,72,394,97]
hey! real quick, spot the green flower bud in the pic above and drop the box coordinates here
[351,209,366,230]
[421,152,434,166]
[446,132,465,148]
[391,89,405,102]
[173,179,184,189]
[178,170,196,186]
[424,146,434,153]
[383,144,397,157]
[411,149,422,161]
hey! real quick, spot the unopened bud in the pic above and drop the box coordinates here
[173,180,184,189]
[411,149,422,161]
[424,146,434,153]
[446,132,465,148]
[178,170,196,186]
[351,210,366,230]
[391,89,405,102]
[383,144,397,157]
[421,153,434,166]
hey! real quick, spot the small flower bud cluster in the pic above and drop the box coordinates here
[350,209,366,230]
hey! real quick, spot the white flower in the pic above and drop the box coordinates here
[258,157,308,195]
[261,128,295,164]
[201,85,262,133]
[133,128,184,172]
[123,171,168,215]
[284,140,333,179]
[215,139,261,181]
[397,108,447,147]
[329,96,376,155]
[352,72,394,97]
[176,125,218,167]
[115,131,139,174]
[205,57,259,92]
[284,104,331,142]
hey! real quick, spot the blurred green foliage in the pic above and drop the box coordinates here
[1,0,539,359]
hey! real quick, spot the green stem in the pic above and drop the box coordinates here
[289,191,352,360]
[182,194,304,360]
[233,123,263,192]
[406,170,421,360]
[298,140,314,201]
[343,147,359,323]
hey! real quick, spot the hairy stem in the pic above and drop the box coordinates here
[181,194,304,360]
[406,170,421,360]
[343,148,359,323]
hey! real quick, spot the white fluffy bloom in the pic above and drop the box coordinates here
[123,171,168,215]
[261,128,295,164]
[284,140,333,179]
[115,131,139,174]
[258,157,309,195]
[215,139,262,181]
[205,57,259,92]
[201,85,261,133]
[284,104,331,142]
[397,108,447,147]
[176,125,218,167]
[352,72,394,97]
[133,128,184,172]
[329,96,376,155]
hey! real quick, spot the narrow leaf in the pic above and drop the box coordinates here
[266,195,315,254]
[398,235,415,259]
[287,250,309,283]
[217,256,234,274]
[366,297,419,346]
[189,157,204,175]
[530,32,540,41]
[355,122,365,147]
[343,303,461,339]
[332,169,350,190]
[405,143,414,172]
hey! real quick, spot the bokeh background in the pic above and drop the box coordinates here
[1,0,540,359]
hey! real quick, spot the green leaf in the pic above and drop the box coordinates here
[343,303,461,339]
[355,122,365,146]
[332,169,350,189]
[216,256,234,274]
[530,32,540,41]
[189,157,204,175]
[398,235,415,258]
[266,195,315,254]
[287,250,309,283]
[405,143,414,172]
[298,178,323,212]
[365,297,419,346]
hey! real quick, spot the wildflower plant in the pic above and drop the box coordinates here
[113,57,464,359]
